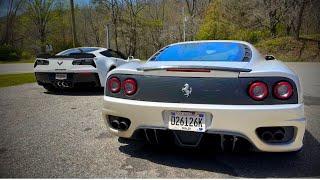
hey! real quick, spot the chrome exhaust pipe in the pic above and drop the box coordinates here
[56,81,62,88]
[119,121,129,130]
[261,131,273,141]
[110,120,120,129]
[61,82,66,88]
[273,129,285,140]
[61,81,65,88]
[62,82,69,88]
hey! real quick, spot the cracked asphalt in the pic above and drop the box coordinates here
[0,62,320,178]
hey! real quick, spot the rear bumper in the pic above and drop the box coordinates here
[102,96,306,152]
[35,72,101,87]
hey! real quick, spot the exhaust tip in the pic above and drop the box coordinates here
[55,81,71,88]
[56,81,61,88]
[273,129,285,140]
[108,115,131,131]
[62,82,69,88]
[119,121,129,130]
[110,120,120,129]
[261,131,273,141]
[256,126,294,144]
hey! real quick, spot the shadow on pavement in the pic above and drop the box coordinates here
[43,87,104,96]
[118,130,320,178]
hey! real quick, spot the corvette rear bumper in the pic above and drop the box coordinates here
[35,72,101,88]
[102,96,305,152]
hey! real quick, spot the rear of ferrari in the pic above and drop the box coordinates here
[102,41,305,152]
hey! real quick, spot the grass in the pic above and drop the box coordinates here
[0,58,35,64]
[0,73,36,88]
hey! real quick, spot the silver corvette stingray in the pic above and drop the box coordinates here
[102,40,305,152]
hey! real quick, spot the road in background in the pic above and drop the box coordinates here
[0,63,34,75]
[0,63,319,178]
[286,62,320,98]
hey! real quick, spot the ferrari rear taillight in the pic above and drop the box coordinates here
[248,81,268,101]
[123,78,137,95]
[108,77,121,93]
[107,77,138,95]
[273,81,293,100]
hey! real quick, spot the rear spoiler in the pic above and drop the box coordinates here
[137,65,252,72]
[36,53,95,59]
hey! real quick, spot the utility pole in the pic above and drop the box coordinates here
[182,6,186,42]
[70,0,77,47]
[106,24,110,49]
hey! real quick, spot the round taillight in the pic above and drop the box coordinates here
[108,77,121,93]
[273,81,293,100]
[248,81,268,101]
[123,78,137,95]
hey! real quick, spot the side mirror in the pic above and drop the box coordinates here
[265,55,275,60]
[128,56,134,60]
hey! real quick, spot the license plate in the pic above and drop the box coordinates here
[168,111,206,132]
[55,74,67,80]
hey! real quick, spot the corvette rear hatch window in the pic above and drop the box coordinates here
[36,48,97,59]
[151,42,251,62]
[58,47,99,56]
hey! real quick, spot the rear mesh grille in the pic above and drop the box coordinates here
[134,129,253,152]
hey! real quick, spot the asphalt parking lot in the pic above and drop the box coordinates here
[0,63,319,178]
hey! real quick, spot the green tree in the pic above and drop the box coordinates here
[1,0,24,46]
[196,0,233,40]
[27,0,55,53]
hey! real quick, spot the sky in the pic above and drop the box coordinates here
[76,0,91,5]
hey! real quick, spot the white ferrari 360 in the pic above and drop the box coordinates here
[34,47,135,91]
[102,40,305,152]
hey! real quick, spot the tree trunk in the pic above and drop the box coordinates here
[40,30,46,53]
[112,12,119,51]
[269,9,277,37]
[114,23,119,51]
[70,0,78,47]
[294,0,306,40]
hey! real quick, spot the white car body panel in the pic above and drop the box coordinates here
[102,96,305,152]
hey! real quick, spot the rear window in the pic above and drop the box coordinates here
[150,42,251,62]
[100,50,127,59]
[57,47,99,56]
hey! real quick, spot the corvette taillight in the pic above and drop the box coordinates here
[123,78,137,95]
[273,81,293,100]
[34,59,49,67]
[248,81,268,101]
[72,59,96,67]
[108,77,121,93]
